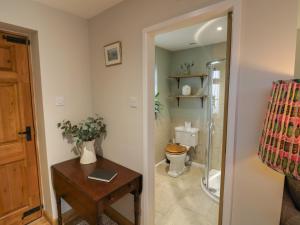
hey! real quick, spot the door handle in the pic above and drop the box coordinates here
[18,126,32,141]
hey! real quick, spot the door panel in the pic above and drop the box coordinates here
[0,143,25,165]
[0,161,28,217]
[0,83,20,143]
[0,46,14,71]
[0,32,41,224]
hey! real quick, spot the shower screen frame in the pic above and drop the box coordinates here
[202,59,226,203]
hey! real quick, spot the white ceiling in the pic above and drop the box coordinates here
[32,0,123,19]
[155,16,227,51]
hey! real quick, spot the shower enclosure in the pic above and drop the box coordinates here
[201,59,226,203]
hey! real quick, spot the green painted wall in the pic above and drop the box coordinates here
[155,42,226,167]
[154,47,172,163]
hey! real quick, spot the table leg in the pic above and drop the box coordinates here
[97,203,104,225]
[134,191,141,225]
[55,194,62,225]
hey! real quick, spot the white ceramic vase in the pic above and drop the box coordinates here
[80,140,97,164]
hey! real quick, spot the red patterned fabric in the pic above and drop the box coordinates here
[259,80,300,180]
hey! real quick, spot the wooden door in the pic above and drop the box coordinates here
[0,32,41,224]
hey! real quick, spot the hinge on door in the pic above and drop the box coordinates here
[22,205,43,219]
[2,34,30,45]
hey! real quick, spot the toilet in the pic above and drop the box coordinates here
[165,126,199,177]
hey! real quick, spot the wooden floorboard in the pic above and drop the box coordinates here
[28,217,50,225]
[27,206,134,225]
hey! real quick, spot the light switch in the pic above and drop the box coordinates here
[129,97,137,108]
[55,96,65,106]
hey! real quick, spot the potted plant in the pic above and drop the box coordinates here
[57,115,106,164]
[155,92,162,119]
[180,62,194,75]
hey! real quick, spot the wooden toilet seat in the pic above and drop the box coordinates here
[165,144,187,155]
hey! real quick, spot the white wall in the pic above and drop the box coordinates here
[295,29,300,76]
[294,1,300,76]
[0,0,93,218]
[89,0,222,171]
[231,1,297,225]
[298,0,300,29]
[90,0,298,224]
[88,0,222,220]
[0,0,298,224]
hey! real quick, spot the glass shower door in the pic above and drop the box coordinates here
[203,60,226,202]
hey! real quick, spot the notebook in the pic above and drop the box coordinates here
[88,169,118,182]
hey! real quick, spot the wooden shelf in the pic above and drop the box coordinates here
[168,74,208,88]
[170,95,207,107]
[169,74,208,79]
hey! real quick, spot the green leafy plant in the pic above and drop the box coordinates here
[155,92,162,119]
[57,115,106,155]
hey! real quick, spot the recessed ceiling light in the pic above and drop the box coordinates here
[217,26,223,31]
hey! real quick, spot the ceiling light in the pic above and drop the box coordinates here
[217,26,223,31]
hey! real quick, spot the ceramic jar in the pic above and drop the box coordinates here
[182,85,191,96]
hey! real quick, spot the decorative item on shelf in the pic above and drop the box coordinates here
[258,79,300,180]
[195,88,205,96]
[182,85,191,96]
[180,62,194,75]
[104,41,122,67]
[155,92,163,119]
[57,115,106,164]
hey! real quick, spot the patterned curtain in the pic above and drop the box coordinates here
[259,79,300,180]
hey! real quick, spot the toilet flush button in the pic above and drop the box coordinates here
[129,97,138,109]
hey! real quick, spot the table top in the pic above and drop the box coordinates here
[52,157,142,202]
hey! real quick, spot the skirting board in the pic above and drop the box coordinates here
[42,206,133,225]
[42,210,56,225]
[191,162,205,168]
[43,209,77,225]
[155,159,205,169]
[155,159,166,167]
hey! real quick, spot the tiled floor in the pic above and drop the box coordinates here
[155,163,219,225]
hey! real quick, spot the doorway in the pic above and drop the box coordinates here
[0,31,42,224]
[142,2,240,225]
[153,14,230,225]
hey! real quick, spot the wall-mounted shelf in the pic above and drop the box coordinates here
[168,74,208,88]
[170,95,207,107]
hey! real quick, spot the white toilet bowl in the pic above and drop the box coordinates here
[165,126,199,178]
[166,152,187,177]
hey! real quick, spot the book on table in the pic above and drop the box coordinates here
[88,169,118,182]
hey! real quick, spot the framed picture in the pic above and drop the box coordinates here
[104,41,122,66]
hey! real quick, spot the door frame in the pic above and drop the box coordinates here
[142,1,242,225]
[0,26,49,221]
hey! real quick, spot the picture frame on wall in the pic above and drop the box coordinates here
[104,41,122,66]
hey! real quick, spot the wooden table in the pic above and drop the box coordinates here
[51,157,142,225]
